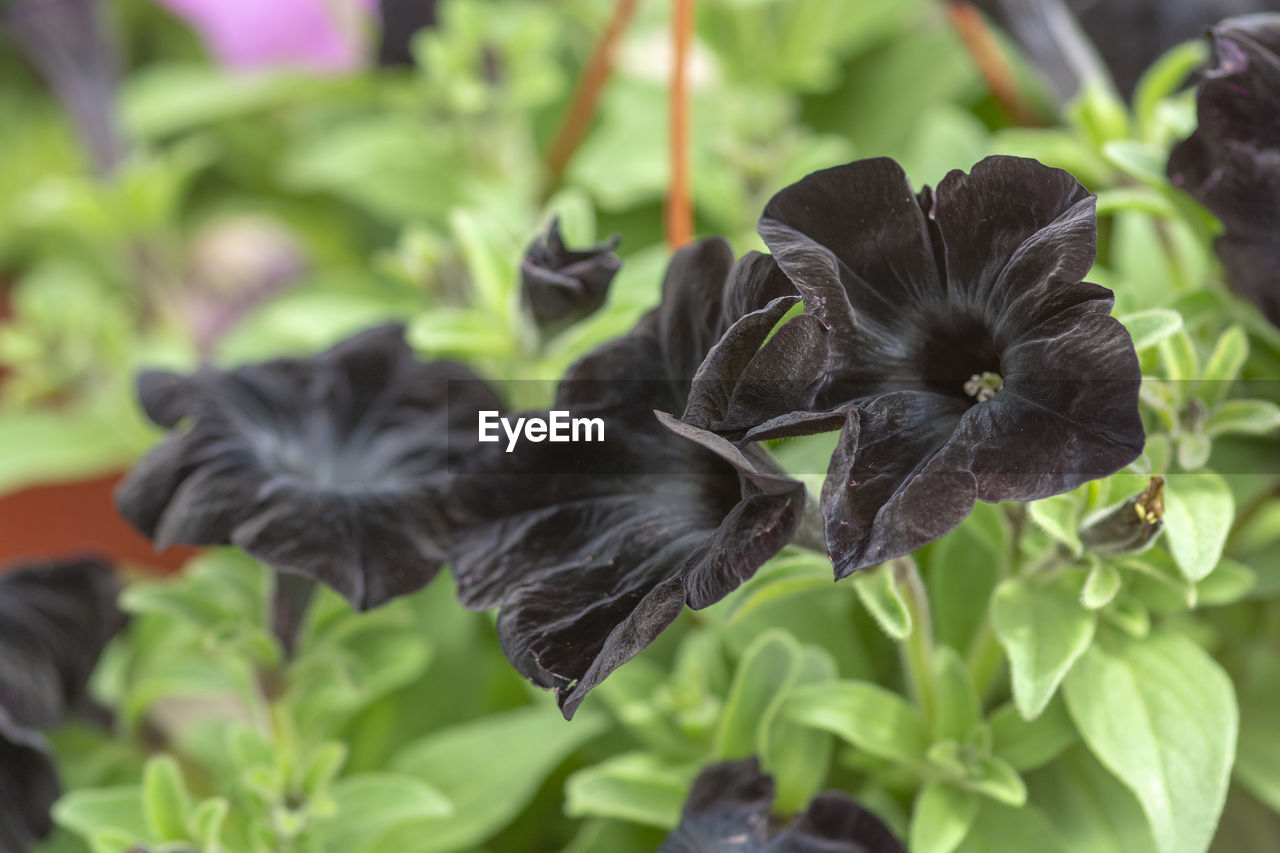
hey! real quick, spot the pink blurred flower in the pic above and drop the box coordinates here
[156,0,378,73]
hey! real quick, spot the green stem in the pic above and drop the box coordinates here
[894,557,937,725]
[966,503,1026,700]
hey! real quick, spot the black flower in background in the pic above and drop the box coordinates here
[449,240,821,718]
[1,0,126,175]
[1168,14,1280,325]
[115,324,503,611]
[0,557,124,851]
[520,217,622,340]
[0,709,59,852]
[972,0,1279,101]
[659,758,907,853]
[750,155,1143,577]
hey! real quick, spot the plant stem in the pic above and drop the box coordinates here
[543,0,641,195]
[944,1,1038,126]
[894,557,937,725]
[666,0,695,248]
[967,503,1026,699]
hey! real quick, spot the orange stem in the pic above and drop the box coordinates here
[543,0,642,194]
[946,1,1038,126]
[665,0,695,249]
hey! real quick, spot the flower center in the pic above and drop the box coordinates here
[910,313,1002,404]
[964,371,1003,403]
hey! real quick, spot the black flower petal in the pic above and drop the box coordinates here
[521,217,622,339]
[0,708,58,852]
[0,558,123,852]
[659,758,906,853]
[116,324,503,610]
[756,156,1143,576]
[1168,14,1280,325]
[0,558,123,728]
[449,240,808,718]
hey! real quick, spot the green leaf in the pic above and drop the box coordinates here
[965,757,1027,807]
[1028,494,1083,556]
[1133,41,1207,142]
[713,630,800,759]
[953,800,1072,853]
[53,787,149,846]
[783,680,931,765]
[1236,676,1280,814]
[852,563,912,640]
[142,755,192,842]
[762,646,837,813]
[1062,633,1238,853]
[1081,561,1122,610]
[1201,326,1248,407]
[910,782,977,853]
[1206,400,1280,437]
[932,646,981,741]
[300,742,348,797]
[282,117,466,224]
[1162,472,1234,582]
[1195,558,1256,606]
[189,798,230,849]
[564,752,697,829]
[722,556,834,628]
[1158,329,1199,384]
[387,704,607,852]
[1175,431,1212,472]
[1028,746,1160,853]
[992,578,1096,720]
[1102,141,1168,187]
[990,698,1078,772]
[316,773,453,852]
[1119,310,1183,353]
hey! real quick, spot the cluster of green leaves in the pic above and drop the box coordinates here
[45,551,610,853]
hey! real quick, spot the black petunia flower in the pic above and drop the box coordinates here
[745,155,1143,577]
[1167,14,1280,325]
[659,758,907,853]
[449,239,818,719]
[115,324,503,611]
[520,217,622,340]
[0,557,123,851]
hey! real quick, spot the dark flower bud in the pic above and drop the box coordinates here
[1168,14,1280,326]
[520,217,622,340]
[1080,476,1165,556]
[660,757,907,852]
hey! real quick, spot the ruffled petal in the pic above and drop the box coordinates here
[660,758,907,852]
[0,710,59,852]
[822,394,976,577]
[759,157,941,349]
[928,156,1095,322]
